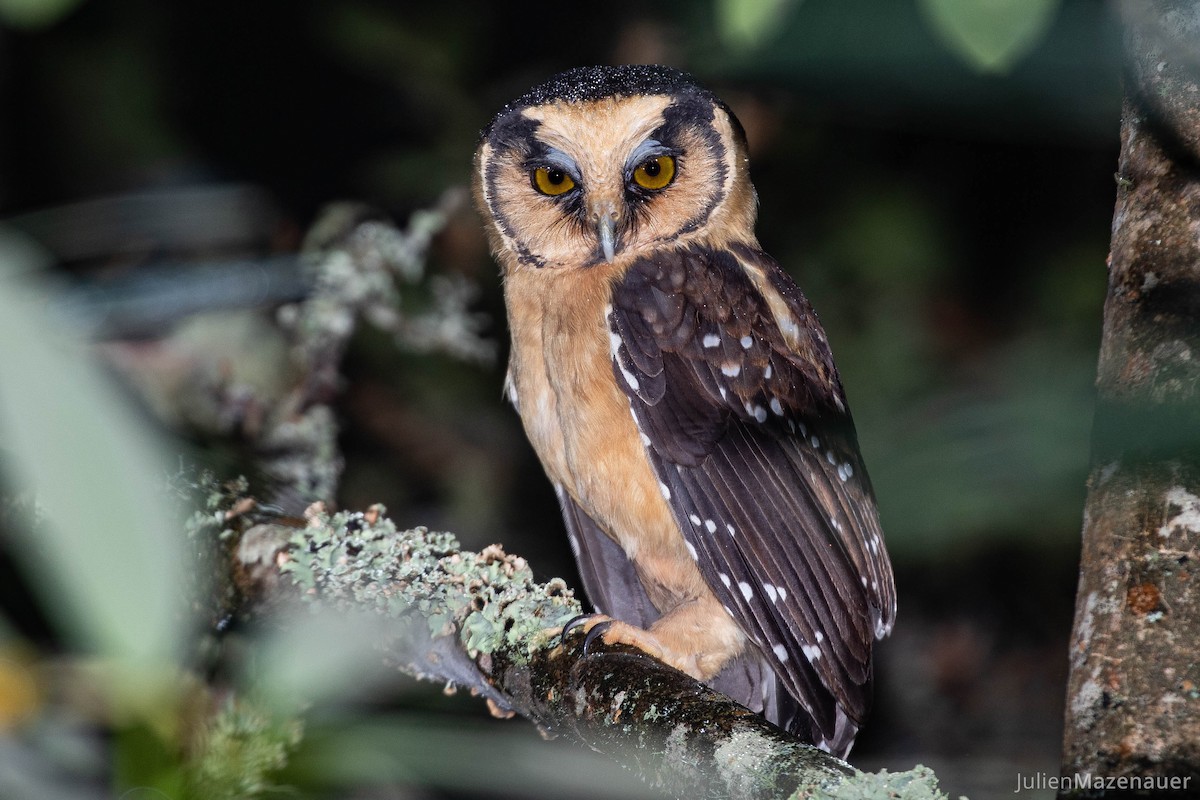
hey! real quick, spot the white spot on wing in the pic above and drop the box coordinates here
[777,586,788,601]
[703,334,721,348]
[659,482,671,500]
[640,432,652,447]
[772,643,788,662]
[763,363,773,380]
[740,335,753,349]
[721,363,741,378]
[770,398,784,416]
[685,541,698,560]
[802,643,822,662]
[738,581,754,601]
[704,519,717,533]
[606,310,640,392]
[726,523,736,536]
[689,514,702,526]
[763,583,778,602]
[719,573,731,588]
[617,361,640,392]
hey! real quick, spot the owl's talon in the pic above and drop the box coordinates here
[559,612,601,649]
[581,619,614,655]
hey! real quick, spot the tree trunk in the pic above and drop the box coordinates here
[1061,1,1200,791]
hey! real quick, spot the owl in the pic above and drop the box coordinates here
[473,64,895,757]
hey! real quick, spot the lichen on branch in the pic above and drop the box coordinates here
[203,489,947,800]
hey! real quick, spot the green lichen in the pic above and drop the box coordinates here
[791,764,955,800]
[277,505,580,663]
[183,698,303,800]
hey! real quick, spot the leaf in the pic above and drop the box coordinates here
[0,228,184,665]
[918,0,1061,74]
[252,607,400,714]
[715,0,799,52]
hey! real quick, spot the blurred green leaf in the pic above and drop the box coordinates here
[715,0,798,51]
[252,607,402,715]
[918,0,1061,73]
[0,228,184,665]
[0,0,84,29]
[293,715,666,799]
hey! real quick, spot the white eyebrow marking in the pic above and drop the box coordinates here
[540,146,581,178]
[625,138,668,171]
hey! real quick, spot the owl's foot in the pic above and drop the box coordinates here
[560,613,706,681]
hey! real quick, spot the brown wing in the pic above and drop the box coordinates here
[607,242,895,755]
[554,484,660,628]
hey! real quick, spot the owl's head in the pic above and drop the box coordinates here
[474,65,756,272]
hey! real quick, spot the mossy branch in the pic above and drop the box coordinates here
[210,497,949,800]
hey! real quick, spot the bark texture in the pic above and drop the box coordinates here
[1061,0,1200,788]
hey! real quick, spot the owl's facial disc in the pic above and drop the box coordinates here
[478,89,749,270]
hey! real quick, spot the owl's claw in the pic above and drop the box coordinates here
[559,614,669,663]
[582,619,614,655]
[559,612,602,649]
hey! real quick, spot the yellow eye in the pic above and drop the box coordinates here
[533,167,576,196]
[632,155,675,190]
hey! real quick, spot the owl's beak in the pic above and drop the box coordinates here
[590,203,620,263]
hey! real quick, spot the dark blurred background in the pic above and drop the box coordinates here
[0,1,1124,798]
